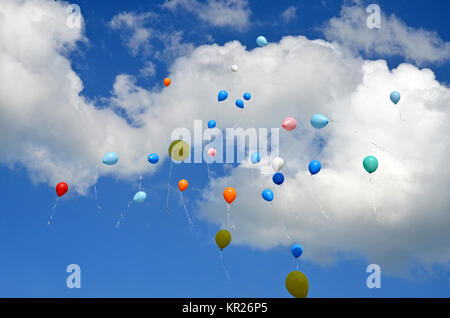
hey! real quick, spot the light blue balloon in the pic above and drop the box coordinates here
[102,152,119,166]
[390,91,401,104]
[133,191,147,203]
[308,160,321,175]
[250,152,260,164]
[235,99,244,109]
[147,153,159,164]
[311,114,329,129]
[256,36,268,47]
[243,92,251,100]
[208,120,216,128]
[262,189,274,202]
[218,90,228,102]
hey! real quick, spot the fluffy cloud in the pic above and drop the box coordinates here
[281,6,297,22]
[161,0,251,29]
[322,4,450,65]
[1,0,449,276]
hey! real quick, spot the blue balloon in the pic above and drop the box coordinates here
[208,120,216,128]
[250,152,260,164]
[272,172,285,185]
[243,92,251,100]
[133,191,147,203]
[308,160,321,175]
[311,114,329,129]
[218,90,228,102]
[147,153,159,164]
[291,244,303,258]
[390,91,401,104]
[102,152,119,166]
[235,99,244,109]
[262,189,274,202]
[256,36,268,47]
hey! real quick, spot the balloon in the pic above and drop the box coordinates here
[250,152,260,164]
[178,179,188,192]
[207,148,216,157]
[169,140,190,162]
[56,182,68,197]
[291,244,303,258]
[147,153,159,164]
[308,160,321,175]
[310,114,329,129]
[215,229,231,250]
[218,90,228,102]
[102,152,119,166]
[390,91,400,104]
[231,65,238,72]
[282,117,297,131]
[235,99,244,109]
[164,78,171,87]
[272,172,284,185]
[363,155,378,174]
[256,36,268,47]
[243,92,251,100]
[133,191,147,203]
[208,120,216,128]
[272,157,284,172]
[223,187,237,204]
[285,271,309,298]
[262,189,274,202]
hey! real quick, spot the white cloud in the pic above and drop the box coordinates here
[162,0,251,29]
[139,61,156,78]
[281,6,297,22]
[322,4,450,65]
[1,0,449,277]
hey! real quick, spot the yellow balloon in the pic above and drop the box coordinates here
[215,229,231,250]
[168,140,190,162]
[285,271,309,298]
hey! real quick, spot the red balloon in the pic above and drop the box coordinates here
[56,182,68,197]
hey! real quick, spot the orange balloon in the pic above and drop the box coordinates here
[223,187,237,204]
[164,77,171,87]
[178,179,188,192]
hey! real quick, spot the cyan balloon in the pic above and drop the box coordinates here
[102,152,119,166]
[272,172,285,185]
[235,99,244,109]
[308,160,321,175]
[390,91,401,104]
[133,191,147,203]
[147,153,159,164]
[243,92,251,100]
[250,152,261,164]
[262,189,274,202]
[218,90,228,102]
[363,155,378,174]
[310,114,329,129]
[208,120,216,128]
[291,244,303,258]
[256,36,268,47]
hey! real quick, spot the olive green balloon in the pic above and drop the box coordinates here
[168,140,190,162]
[215,229,231,250]
[285,271,309,298]
[363,155,378,174]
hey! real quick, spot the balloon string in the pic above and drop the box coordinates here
[398,106,406,122]
[206,162,213,191]
[180,192,193,226]
[369,176,379,222]
[273,188,291,241]
[219,250,231,282]
[115,201,133,229]
[93,164,102,213]
[353,129,386,152]
[139,175,142,191]
[227,204,230,227]
[311,176,332,222]
[47,197,59,226]
[296,258,300,271]
[165,160,173,213]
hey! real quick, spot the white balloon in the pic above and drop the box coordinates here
[272,157,284,172]
[231,65,238,72]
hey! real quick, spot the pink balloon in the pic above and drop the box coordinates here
[282,117,297,131]
[207,148,216,157]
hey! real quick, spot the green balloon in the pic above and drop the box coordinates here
[363,155,378,174]
[168,140,190,162]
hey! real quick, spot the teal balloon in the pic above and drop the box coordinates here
[133,191,147,203]
[256,36,268,47]
[102,152,119,166]
[310,114,329,129]
[390,91,400,104]
[363,156,378,174]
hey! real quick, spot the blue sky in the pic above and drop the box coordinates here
[0,0,449,297]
